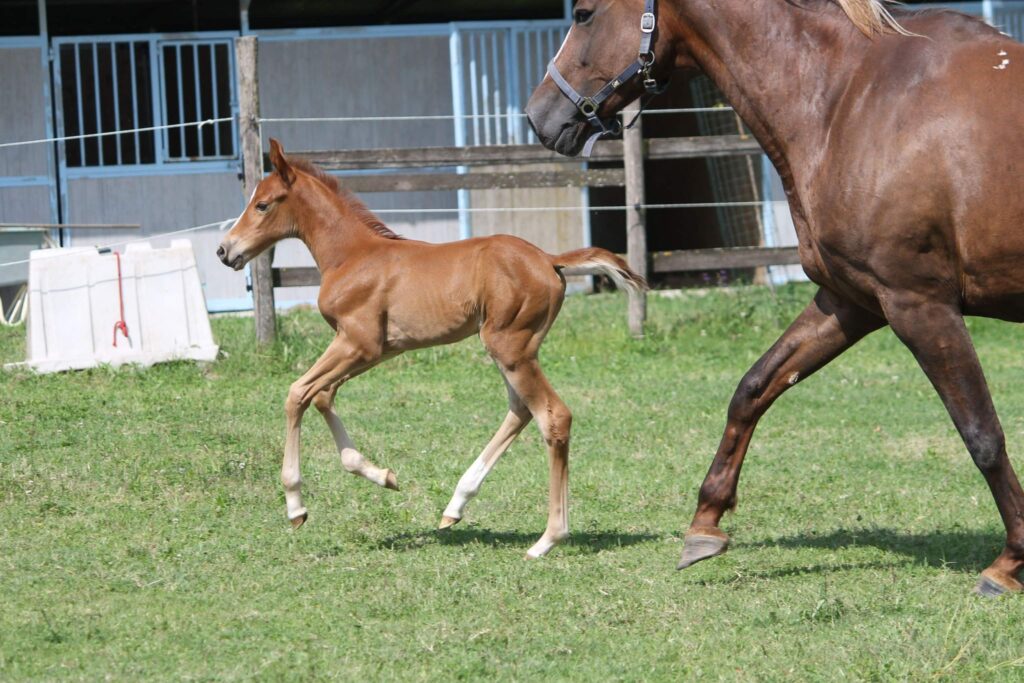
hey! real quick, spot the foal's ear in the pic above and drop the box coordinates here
[269,138,295,187]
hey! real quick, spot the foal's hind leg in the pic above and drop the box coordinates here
[493,355,572,558]
[439,376,532,529]
[313,385,399,491]
[884,298,1024,595]
[680,288,884,569]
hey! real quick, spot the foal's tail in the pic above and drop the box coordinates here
[550,247,648,293]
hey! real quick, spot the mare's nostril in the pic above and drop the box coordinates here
[216,245,226,259]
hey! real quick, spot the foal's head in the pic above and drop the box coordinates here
[218,138,401,270]
[217,138,304,271]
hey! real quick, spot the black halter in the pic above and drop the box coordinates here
[547,0,668,157]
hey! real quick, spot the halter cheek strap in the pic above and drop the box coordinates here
[547,0,668,156]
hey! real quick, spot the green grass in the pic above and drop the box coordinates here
[2,283,1024,681]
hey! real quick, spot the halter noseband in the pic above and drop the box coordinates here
[547,0,668,157]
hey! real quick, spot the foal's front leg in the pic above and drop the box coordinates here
[313,385,399,491]
[283,335,378,528]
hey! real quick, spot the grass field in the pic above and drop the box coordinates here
[2,283,1023,681]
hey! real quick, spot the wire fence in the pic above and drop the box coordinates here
[0,105,761,276]
[0,219,235,271]
[0,118,235,151]
[0,107,738,150]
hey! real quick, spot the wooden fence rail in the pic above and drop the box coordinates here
[293,134,761,171]
[240,39,789,341]
[256,132,796,338]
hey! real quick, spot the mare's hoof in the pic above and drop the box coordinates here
[384,470,400,491]
[289,511,308,529]
[677,531,729,570]
[974,570,1023,598]
[437,515,460,530]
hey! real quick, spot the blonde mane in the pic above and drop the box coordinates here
[836,0,915,36]
[289,158,405,240]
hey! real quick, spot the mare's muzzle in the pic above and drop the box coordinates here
[544,0,668,157]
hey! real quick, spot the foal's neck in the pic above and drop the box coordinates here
[292,180,382,273]
[671,0,873,223]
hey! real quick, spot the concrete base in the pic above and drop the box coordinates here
[5,240,218,374]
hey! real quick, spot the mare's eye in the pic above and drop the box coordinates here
[256,202,269,212]
[574,8,593,24]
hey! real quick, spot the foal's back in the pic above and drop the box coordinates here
[318,234,566,354]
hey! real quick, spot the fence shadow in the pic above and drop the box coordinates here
[373,527,660,554]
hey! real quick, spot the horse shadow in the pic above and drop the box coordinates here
[712,526,1006,581]
[372,526,660,554]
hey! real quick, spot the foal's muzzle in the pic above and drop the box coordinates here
[216,242,246,271]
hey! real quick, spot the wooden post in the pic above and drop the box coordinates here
[236,36,276,345]
[622,101,647,338]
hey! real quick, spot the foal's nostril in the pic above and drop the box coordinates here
[216,245,226,260]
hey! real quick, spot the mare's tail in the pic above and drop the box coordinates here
[549,247,648,293]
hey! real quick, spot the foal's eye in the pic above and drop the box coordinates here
[573,8,594,24]
[255,202,269,212]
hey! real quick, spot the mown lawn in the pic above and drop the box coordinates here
[2,283,1023,681]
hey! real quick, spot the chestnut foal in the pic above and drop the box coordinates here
[217,139,645,558]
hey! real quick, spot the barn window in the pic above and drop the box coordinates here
[56,38,236,168]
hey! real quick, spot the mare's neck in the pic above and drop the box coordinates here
[293,181,378,273]
[669,0,871,221]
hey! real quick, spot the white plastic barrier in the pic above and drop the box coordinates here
[7,240,218,373]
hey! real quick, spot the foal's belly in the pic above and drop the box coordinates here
[383,298,479,351]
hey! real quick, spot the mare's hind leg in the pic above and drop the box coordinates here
[439,375,532,529]
[313,385,399,491]
[680,288,885,569]
[884,298,1024,595]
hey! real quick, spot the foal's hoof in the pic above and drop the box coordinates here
[289,511,308,529]
[437,515,460,530]
[974,570,1023,598]
[677,530,729,570]
[384,470,400,491]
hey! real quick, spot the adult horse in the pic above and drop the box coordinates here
[525,0,1024,595]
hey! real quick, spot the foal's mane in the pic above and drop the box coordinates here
[290,158,405,240]
[834,0,915,36]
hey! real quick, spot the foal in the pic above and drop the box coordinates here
[217,139,646,558]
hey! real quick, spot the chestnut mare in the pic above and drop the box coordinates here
[217,139,645,558]
[527,0,1024,594]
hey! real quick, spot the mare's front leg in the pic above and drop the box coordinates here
[283,334,379,528]
[883,297,1024,595]
[313,385,399,490]
[679,288,884,569]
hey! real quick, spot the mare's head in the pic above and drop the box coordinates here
[217,138,301,271]
[525,0,685,156]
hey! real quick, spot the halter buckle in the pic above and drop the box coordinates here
[640,12,656,33]
[579,98,598,117]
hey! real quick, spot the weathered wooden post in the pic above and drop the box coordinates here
[622,101,647,338]
[236,35,276,345]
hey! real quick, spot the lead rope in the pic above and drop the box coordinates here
[112,251,129,347]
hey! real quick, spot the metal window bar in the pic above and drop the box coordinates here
[54,36,236,169]
[91,43,103,165]
[454,23,568,148]
[110,44,122,163]
[73,45,85,165]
